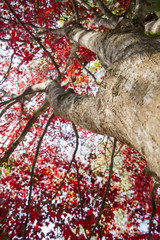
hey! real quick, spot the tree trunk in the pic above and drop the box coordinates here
[47,27,160,178]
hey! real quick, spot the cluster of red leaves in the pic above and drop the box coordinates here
[0,0,160,239]
[116,0,130,10]
[0,0,96,78]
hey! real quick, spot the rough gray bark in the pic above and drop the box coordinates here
[133,0,146,28]
[46,26,160,178]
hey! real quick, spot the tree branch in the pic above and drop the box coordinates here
[0,89,17,100]
[145,18,160,35]
[0,38,12,42]
[75,55,99,85]
[94,0,117,19]
[133,0,147,30]
[50,122,79,208]
[0,53,14,84]
[36,25,72,37]
[72,0,80,22]
[0,90,19,118]
[0,79,52,108]
[0,99,17,118]
[3,0,61,80]
[89,138,117,239]
[23,112,54,240]
[148,181,159,240]
[77,0,119,29]
[62,42,79,73]
[94,0,118,27]
[71,122,89,239]
[0,100,49,165]
[76,0,93,11]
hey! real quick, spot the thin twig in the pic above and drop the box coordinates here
[148,181,159,240]
[0,89,17,100]
[0,100,17,118]
[89,138,117,239]
[3,0,61,80]
[0,100,49,165]
[114,143,124,157]
[77,0,98,15]
[16,102,24,135]
[72,122,89,239]
[76,0,117,29]
[0,92,34,108]
[98,225,102,239]
[23,113,54,240]
[94,0,117,20]
[94,0,119,29]
[76,56,99,85]
[0,78,52,107]
[72,0,80,22]
[50,122,79,208]
[0,38,14,42]
[62,42,79,73]
[0,53,14,84]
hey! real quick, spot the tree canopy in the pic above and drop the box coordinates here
[0,0,160,239]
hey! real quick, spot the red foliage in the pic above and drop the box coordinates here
[0,0,160,239]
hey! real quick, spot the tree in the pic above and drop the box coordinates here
[0,0,160,239]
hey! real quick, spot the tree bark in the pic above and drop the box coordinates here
[47,27,160,178]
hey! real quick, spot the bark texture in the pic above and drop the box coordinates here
[47,27,160,178]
